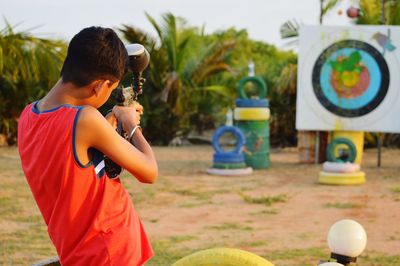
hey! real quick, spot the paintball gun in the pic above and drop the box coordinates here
[104,43,150,178]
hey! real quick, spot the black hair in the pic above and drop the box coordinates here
[60,26,128,87]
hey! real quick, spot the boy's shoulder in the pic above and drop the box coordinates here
[77,105,107,127]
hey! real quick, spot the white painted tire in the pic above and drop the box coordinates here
[322,161,360,173]
[206,167,253,176]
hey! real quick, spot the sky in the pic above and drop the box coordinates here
[0,0,355,47]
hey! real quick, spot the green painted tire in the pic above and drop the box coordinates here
[327,137,357,163]
[238,76,267,99]
[213,162,248,169]
[172,248,274,266]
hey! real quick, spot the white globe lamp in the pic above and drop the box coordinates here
[327,219,367,265]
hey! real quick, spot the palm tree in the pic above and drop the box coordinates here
[356,0,400,25]
[270,63,298,146]
[120,13,235,142]
[0,21,66,144]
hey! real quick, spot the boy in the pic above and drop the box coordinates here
[18,27,158,265]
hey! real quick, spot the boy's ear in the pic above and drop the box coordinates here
[92,80,110,96]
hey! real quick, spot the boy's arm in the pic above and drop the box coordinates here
[76,106,158,183]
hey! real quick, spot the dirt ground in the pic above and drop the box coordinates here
[0,146,399,265]
[131,146,400,265]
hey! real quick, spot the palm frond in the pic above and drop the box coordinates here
[321,0,341,17]
[202,85,233,97]
[118,24,156,50]
[357,0,382,24]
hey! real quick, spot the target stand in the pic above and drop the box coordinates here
[297,26,400,185]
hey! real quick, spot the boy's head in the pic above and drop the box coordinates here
[60,27,128,87]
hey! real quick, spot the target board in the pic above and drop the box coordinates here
[297,26,400,133]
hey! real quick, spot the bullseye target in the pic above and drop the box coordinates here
[312,40,390,117]
[297,26,400,133]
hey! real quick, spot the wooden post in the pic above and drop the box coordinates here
[315,131,320,164]
[377,133,382,167]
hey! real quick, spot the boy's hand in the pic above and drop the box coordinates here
[111,102,143,132]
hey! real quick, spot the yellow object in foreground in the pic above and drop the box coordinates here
[234,107,270,121]
[319,171,366,185]
[172,248,274,266]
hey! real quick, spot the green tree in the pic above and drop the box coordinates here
[356,0,400,25]
[0,22,66,144]
[208,28,297,145]
[120,13,235,144]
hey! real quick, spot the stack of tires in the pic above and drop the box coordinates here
[234,76,270,169]
[319,137,365,185]
[206,126,252,176]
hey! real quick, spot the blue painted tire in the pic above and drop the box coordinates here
[213,153,245,164]
[212,126,245,154]
[235,98,269,108]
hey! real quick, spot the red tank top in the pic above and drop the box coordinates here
[18,102,153,266]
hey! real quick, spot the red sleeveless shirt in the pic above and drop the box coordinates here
[18,102,153,266]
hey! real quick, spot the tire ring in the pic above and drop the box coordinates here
[213,162,247,169]
[234,107,270,121]
[235,98,269,108]
[213,153,245,163]
[327,137,357,163]
[212,126,245,154]
[172,248,274,266]
[237,76,267,99]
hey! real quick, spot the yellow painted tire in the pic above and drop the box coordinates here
[172,248,274,266]
[234,108,270,121]
[319,171,365,185]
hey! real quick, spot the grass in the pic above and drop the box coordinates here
[249,209,280,216]
[168,235,197,243]
[265,247,327,264]
[361,253,400,266]
[206,222,253,231]
[238,192,288,206]
[1,146,400,266]
[146,239,195,266]
[323,202,363,209]
[390,186,400,201]
[391,186,400,194]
